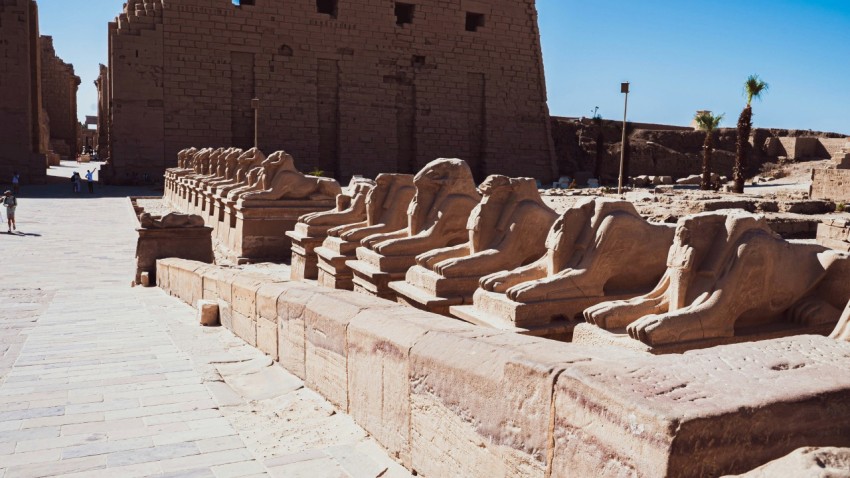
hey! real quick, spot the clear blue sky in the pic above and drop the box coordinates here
[38,0,850,134]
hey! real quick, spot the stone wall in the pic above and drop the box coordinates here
[552,116,847,183]
[817,218,850,252]
[157,258,850,477]
[811,169,850,203]
[102,0,555,185]
[95,64,111,160]
[0,0,46,183]
[40,36,80,158]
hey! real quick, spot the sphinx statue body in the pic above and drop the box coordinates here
[288,178,376,281]
[237,151,343,202]
[315,173,416,290]
[581,210,850,350]
[389,175,558,315]
[346,158,481,299]
[450,197,676,335]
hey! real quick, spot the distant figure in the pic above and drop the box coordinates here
[3,190,17,233]
[11,172,20,195]
[85,170,94,193]
[71,172,81,193]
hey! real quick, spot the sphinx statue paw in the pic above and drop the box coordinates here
[626,314,669,345]
[788,297,842,326]
[506,282,544,303]
[435,259,465,278]
[583,302,622,329]
[479,272,509,293]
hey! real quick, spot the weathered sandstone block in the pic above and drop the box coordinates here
[408,332,636,478]
[346,309,475,467]
[304,291,399,410]
[197,300,219,326]
[552,335,850,477]
[276,281,328,380]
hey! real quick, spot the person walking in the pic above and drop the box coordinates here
[3,190,17,233]
[85,170,94,194]
[71,172,81,193]
[11,172,20,195]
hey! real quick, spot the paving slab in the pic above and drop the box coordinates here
[0,186,409,478]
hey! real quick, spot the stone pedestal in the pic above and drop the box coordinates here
[450,288,638,339]
[572,321,838,354]
[135,226,214,285]
[347,247,415,300]
[286,223,335,281]
[389,266,479,316]
[315,236,360,290]
[221,198,336,263]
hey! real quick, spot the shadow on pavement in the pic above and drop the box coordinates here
[5,183,162,200]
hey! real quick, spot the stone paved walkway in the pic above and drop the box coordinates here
[0,185,411,478]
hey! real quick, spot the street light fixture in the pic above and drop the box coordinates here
[618,82,630,196]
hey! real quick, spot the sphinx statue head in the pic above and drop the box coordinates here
[177,147,198,169]
[409,158,479,235]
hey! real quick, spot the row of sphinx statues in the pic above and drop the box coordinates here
[165,150,850,349]
[165,146,342,204]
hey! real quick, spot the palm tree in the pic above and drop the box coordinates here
[732,75,769,193]
[694,111,724,190]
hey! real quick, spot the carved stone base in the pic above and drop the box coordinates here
[220,198,335,263]
[315,237,360,290]
[389,266,479,316]
[449,288,632,330]
[286,224,330,281]
[346,247,420,300]
[347,260,403,300]
[572,321,838,355]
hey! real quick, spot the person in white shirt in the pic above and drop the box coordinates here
[85,170,94,194]
[3,191,17,233]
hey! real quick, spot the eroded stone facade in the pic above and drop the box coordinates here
[0,0,46,182]
[102,0,555,184]
[40,35,80,158]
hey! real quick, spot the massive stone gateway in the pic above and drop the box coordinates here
[100,0,556,185]
[0,0,48,183]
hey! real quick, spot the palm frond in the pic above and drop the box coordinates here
[744,74,769,105]
[694,111,724,132]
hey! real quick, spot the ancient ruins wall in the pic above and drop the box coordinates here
[811,169,850,203]
[95,64,111,159]
[552,116,847,182]
[106,0,554,184]
[156,257,850,478]
[0,0,46,182]
[40,36,80,158]
[105,4,165,184]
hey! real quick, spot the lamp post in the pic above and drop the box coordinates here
[617,82,630,196]
[252,98,260,149]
